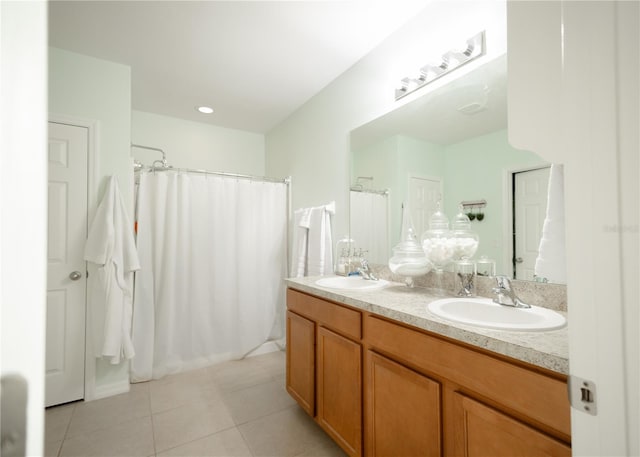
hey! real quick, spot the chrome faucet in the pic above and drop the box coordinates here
[357,257,378,281]
[492,275,531,309]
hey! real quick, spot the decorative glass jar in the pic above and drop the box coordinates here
[451,205,479,260]
[421,202,454,294]
[388,204,432,287]
[334,235,355,276]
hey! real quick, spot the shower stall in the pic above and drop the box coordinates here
[130,145,289,382]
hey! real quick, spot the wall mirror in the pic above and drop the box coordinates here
[349,54,565,284]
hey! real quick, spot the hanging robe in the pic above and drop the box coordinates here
[84,175,140,364]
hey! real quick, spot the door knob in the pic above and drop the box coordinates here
[515,257,524,264]
[69,271,82,281]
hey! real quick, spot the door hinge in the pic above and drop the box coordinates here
[568,375,597,416]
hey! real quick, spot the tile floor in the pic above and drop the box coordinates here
[45,351,346,457]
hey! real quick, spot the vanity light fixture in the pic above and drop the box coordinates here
[196,106,214,114]
[395,30,486,101]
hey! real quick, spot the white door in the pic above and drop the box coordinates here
[513,167,550,280]
[408,175,442,239]
[46,122,88,407]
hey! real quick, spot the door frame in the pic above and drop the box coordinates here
[501,163,550,279]
[49,113,99,402]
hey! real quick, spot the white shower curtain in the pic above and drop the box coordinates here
[131,171,287,382]
[349,190,389,265]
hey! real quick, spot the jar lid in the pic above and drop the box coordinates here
[428,201,450,230]
[452,204,472,231]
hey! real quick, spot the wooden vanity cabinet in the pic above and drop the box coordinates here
[286,287,571,457]
[286,289,363,457]
[366,314,571,457]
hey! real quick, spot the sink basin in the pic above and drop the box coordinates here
[427,297,566,331]
[315,276,389,291]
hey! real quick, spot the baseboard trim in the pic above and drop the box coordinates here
[90,379,130,401]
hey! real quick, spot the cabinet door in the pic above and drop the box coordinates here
[366,351,441,457]
[452,393,571,456]
[317,326,362,457]
[286,310,315,416]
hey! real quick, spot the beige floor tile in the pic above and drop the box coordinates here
[59,415,154,457]
[225,378,296,425]
[248,350,286,378]
[207,361,274,393]
[66,388,151,438]
[130,380,151,394]
[45,402,76,443]
[239,406,337,457]
[294,439,347,457]
[150,375,224,414]
[152,399,235,452]
[157,427,252,456]
[151,365,214,388]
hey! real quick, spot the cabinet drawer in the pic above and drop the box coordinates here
[366,315,570,439]
[287,289,361,340]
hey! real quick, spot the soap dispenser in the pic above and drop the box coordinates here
[388,203,432,287]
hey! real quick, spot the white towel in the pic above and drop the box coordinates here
[85,175,141,364]
[290,208,312,277]
[535,164,566,283]
[307,203,334,276]
[290,202,335,277]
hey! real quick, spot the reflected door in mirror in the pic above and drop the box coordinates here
[513,166,550,280]
[409,176,442,241]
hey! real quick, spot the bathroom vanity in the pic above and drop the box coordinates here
[285,277,571,457]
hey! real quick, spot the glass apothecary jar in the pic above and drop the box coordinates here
[476,255,496,277]
[454,259,476,297]
[334,235,355,276]
[451,205,479,260]
[388,204,432,287]
[421,202,454,294]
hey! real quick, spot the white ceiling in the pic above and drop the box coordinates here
[48,1,432,134]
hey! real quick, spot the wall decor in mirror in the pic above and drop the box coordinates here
[349,54,566,284]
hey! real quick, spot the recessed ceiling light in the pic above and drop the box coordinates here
[196,106,214,114]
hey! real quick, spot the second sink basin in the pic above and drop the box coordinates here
[315,275,389,291]
[427,297,566,331]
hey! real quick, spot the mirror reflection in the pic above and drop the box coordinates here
[349,54,565,284]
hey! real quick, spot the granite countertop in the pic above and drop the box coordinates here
[285,276,569,375]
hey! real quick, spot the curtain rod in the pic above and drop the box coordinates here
[137,166,290,185]
[350,187,389,196]
[131,143,166,159]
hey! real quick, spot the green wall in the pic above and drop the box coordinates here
[352,135,444,254]
[443,129,546,272]
[352,129,546,272]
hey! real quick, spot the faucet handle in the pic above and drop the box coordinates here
[494,275,512,289]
